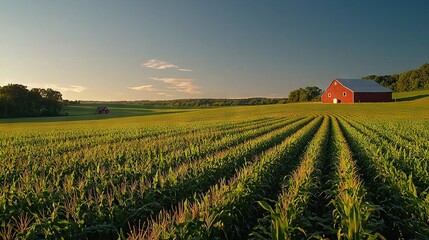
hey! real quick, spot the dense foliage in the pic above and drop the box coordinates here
[287,86,323,102]
[1,103,428,239]
[92,97,288,107]
[363,63,429,92]
[0,84,64,117]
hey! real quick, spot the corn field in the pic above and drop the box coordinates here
[1,104,428,239]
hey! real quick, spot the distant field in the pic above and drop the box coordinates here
[1,101,428,239]
[0,103,195,124]
[393,89,429,101]
[1,89,427,124]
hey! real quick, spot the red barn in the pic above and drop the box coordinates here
[321,79,392,103]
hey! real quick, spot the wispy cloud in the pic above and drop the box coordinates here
[25,83,88,93]
[128,85,177,98]
[142,59,192,72]
[150,77,201,94]
[156,92,173,96]
[142,59,178,70]
[178,68,193,72]
[128,85,156,91]
[129,77,201,96]
[53,85,88,93]
[128,84,173,94]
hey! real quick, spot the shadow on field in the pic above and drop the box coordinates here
[0,105,191,124]
[395,94,429,102]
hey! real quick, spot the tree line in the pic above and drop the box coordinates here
[0,84,64,118]
[99,98,289,107]
[363,63,429,92]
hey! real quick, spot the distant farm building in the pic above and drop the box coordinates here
[96,106,110,114]
[321,79,393,103]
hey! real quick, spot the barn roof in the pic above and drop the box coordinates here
[336,79,393,93]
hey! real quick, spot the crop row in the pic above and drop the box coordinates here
[338,119,429,238]
[0,117,276,148]
[328,118,381,239]
[1,113,428,239]
[0,117,312,239]
[0,117,280,162]
[251,117,385,240]
[342,117,429,190]
[251,116,330,239]
[0,117,287,183]
[136,117,323,239]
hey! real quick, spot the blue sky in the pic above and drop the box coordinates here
[1,1,428,100]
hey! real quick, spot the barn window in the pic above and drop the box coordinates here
[328,93,331,97]
[334,82,337,86]
[343,92,347,97]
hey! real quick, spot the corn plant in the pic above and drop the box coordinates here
[138,117,323,239]
[338,118,429,238]
[251,116,330,240]
[329,117,383,240]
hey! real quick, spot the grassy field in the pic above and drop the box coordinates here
[0,103,194,124]
[393,89,429,102]
[1,99,429,239]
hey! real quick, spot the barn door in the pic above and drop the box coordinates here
[333,98,341,104]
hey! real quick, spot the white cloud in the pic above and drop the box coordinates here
[142,59,192,72]
[142,59,178,70]
[25,83,88,93]
[178,68,193,72]
[128,85,176,95]
[150,77,201,94]
[53,85,88,93]
[129,76,201,96]
[128,85,156,91]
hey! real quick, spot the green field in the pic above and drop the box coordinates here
[0,104,194,124]
[1,100,429,239]
[393,89,429,102]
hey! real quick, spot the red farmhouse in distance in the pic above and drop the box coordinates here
[321,78,393,103]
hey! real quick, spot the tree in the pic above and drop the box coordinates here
[0,84,30,116]
[288,86,322,102]
[304,86,323,101]
[0,86,11,116]
[363,63,429,92]
[44,88,63,116]
[0,84,64,118]
[362,74,398,90]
